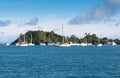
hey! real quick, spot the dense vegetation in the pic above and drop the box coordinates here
[12,30,120,45]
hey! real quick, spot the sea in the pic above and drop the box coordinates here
[0,45,120,78]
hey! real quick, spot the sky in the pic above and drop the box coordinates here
[0,0,120,43]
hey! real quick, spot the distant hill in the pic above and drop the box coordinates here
[12,30,120,45]
[12,30,65,45]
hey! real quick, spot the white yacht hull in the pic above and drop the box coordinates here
[70,43,80,46]
[28,43,35,46]
[80,43,88,46]
[111,42,117,45]
[97,44,103,47]
[19,44,29,46]
[55,44,71,47]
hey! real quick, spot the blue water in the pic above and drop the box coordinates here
[0,45,120,78]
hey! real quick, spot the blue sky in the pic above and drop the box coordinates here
[0,0,101,18]
[0,0,120,43]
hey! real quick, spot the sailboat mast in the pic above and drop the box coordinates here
[24,34,25,43]
[18,35,21,44]
[31,34,32,43]
[48,35,50,43]
[98,34,100,44]
[98,38,100,44]
[62,24,64,44]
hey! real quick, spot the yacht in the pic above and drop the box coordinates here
[6,43,10,46]
[19,43,29,46]
[80,43,88,46]
[15,35,21,46]
[70,42,80,46]
[96,44,103,47]
[79,38,88,46]
[28,34,35,46]
[28,43,35,46]
[15,43,20,46]
[56,24,70,47]
[111,42,117,45]
[87,43,93,46]
[96,36,103,47]
[19,34,29,46]
[48,43,54,46]
[58,43,71,47]
[40,43,46,46]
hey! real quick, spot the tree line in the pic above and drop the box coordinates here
[12,30,120,45]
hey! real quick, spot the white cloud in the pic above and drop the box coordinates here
[0,18,42,43]
[0,19,11,26]
[0,15,120,44]
[69,0,120,25]
[24,17,39,26]
[63,23,120,39]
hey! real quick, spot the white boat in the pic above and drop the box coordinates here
[6,43,10,46]
[80,43,88,46]
[96,35,103,47]
[15,43,20,46]
[28,43,35,46]
[15,35,21,46]
[56,24,70,47]
[58,43,71,47]
[40,43,46,46]
[70,43,80,46]
[79,38,88,46]
[87,43,93,46]
[19,34,29,46]
[48,43,54,46]
[96,44,103,47]
[19,43,29,46]
[54,43,60,46]
[28,34,35,46]
[111,42,117,45]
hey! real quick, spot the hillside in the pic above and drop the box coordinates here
[12,30,65,45]
[12,30,120,45]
